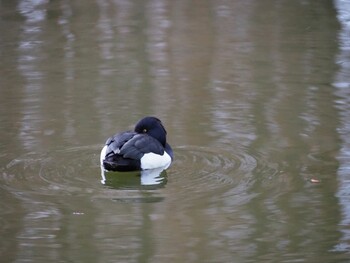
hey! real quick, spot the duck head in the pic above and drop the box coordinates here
[134,117,167,146]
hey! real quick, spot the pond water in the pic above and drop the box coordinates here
[1,0,350,262]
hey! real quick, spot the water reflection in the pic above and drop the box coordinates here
[0,0,350,262]
[100,167,167,188]
[333,0,350,252]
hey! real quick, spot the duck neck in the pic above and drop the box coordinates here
[149,129,166,146]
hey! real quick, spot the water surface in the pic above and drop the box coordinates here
[1,0,350,262]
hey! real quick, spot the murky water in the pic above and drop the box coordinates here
[1,0,350,262]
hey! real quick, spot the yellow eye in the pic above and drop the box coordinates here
[143,128,147,133]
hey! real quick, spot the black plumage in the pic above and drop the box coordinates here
[101,117,173,171]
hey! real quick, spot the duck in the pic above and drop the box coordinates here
[100,116,173,172]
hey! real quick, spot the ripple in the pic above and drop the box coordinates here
[1,144,280,205]
[168,145,280,205]
[1,146,169,204]
[1,146,101,196]
[173,145,259,182]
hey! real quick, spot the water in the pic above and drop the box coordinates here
[1,0,350,262]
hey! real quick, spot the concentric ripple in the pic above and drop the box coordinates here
[168,145,280,204]
[1,145,102,196]
[1,144,280,204]
[1,145,169,204]
[173,145,260,182]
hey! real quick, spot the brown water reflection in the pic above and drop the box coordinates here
[1,0,350,262]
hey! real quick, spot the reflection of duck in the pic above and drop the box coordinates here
[100,117,173,171]
[100,166,167,187]
[140,167,166,185]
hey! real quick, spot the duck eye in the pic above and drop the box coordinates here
[143,128,147,133]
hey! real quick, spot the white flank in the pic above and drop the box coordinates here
[100,145,107,165]
[140,151,172,170]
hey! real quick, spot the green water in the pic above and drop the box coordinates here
[1,0,350,262]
